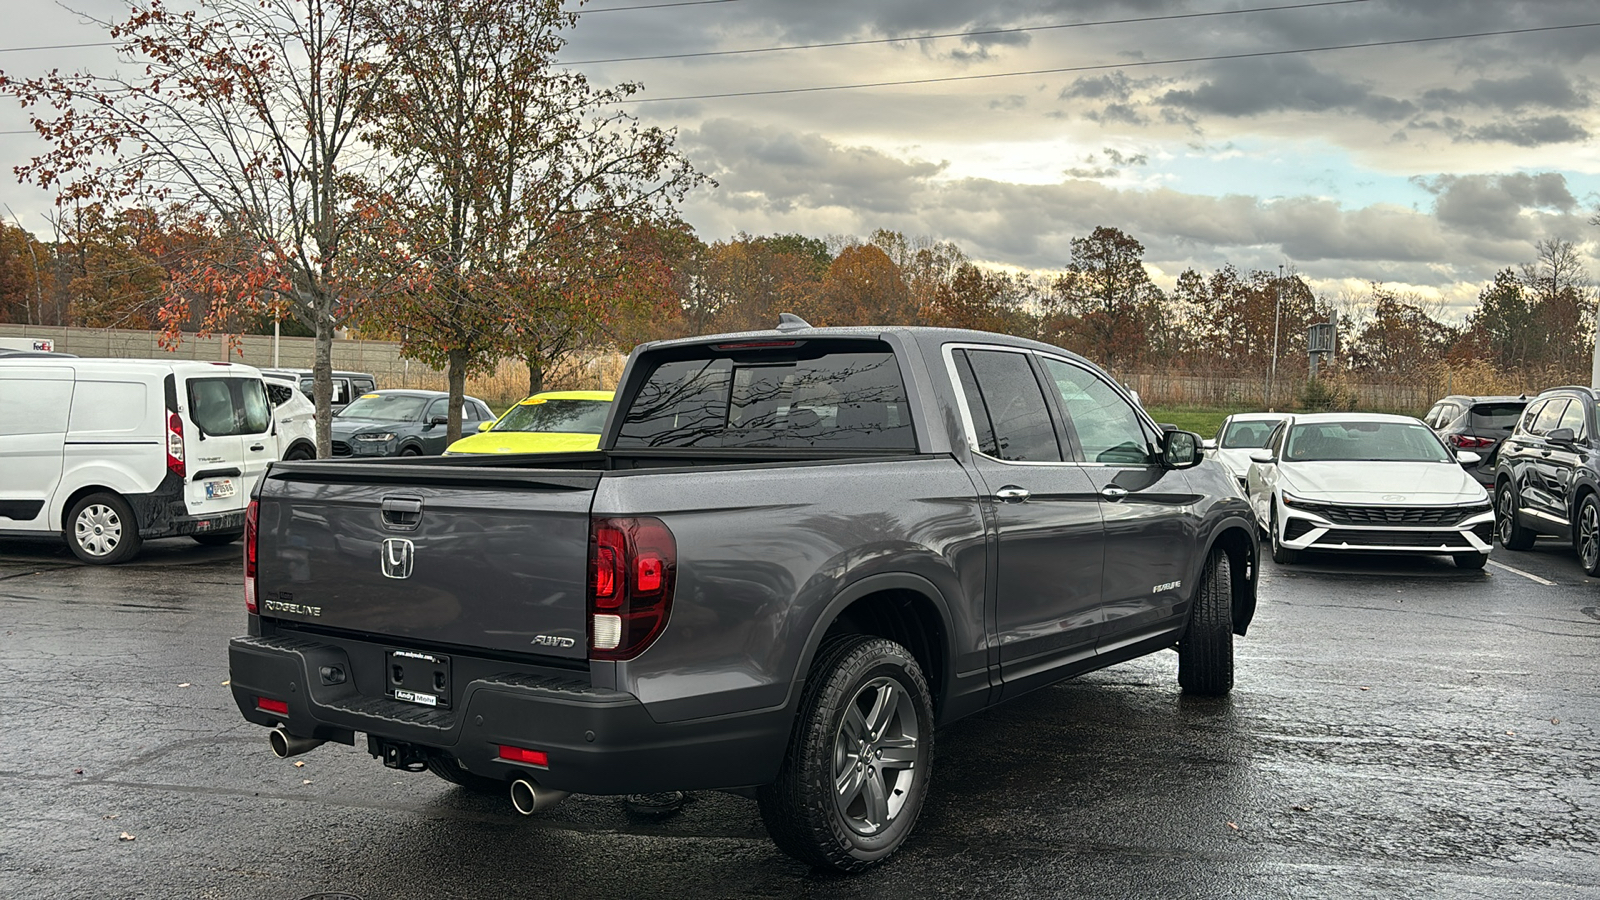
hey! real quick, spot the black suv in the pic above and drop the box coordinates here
[1425,394,1529,488]
[1494,387,1600,573]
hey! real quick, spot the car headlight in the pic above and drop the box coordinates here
[354,432,396,442]
[1456,500,1492,514]
[1281,492,1326,512]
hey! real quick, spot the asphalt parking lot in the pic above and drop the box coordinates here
[2,535,1598,900]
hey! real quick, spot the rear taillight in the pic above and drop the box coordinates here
[166,412,186,478]
[587,516,675,661]
[256,696,287,715]
[497,744,550,767]
[244,500,259,614]
[1449,434,1495,450]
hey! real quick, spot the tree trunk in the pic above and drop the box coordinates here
[312,299,335,458]
[527,354,544,395]
[446,346,468,444]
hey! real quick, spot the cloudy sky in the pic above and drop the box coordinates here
[5,0,1599,316]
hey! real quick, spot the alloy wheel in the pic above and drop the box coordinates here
[832,676,920,837]
[1581,501,1599,571]
[74,504,123,557]
[1496,489,1515,545]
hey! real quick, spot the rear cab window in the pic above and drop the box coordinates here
[187,377,271,436]
[615,339,917,451]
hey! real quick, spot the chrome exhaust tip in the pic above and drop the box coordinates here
[269,725,325,759]
[509,777,570,815]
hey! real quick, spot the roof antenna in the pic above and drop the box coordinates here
[775,313,812,333]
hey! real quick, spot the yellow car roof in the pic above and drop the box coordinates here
[518,390,614,405]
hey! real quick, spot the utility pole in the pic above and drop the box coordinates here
[1267,263,1284,409]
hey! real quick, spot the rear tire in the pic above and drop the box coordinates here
[400,447,422,457]
[758,635,934,873]
[65,492,142,565]
[284,445,314,461]
[1452,552,1489,570]
[191,531,243,547]
[425,756,503,794]
[1269,505,1298,565]
[1179,549,1235,696]
[1495,482,1536,551]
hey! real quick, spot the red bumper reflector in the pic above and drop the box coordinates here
[256,697,288,715]
[497,744,549,768]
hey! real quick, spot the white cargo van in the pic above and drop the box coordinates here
[0,359,278,563]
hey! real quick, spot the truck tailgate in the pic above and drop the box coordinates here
[256,464,598,660]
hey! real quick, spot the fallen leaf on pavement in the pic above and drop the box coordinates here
[103,814,119,820]
[221,680,230,686]
[177,683,191,688]
[1226,821,1239,830]
[73,768,84,775]
[1552,718,1561,725]
[1291,805,1313,812]
[1506,730,1515,736]
[293,761,305,768]
[118,832,135,842]
[302,779,313,785]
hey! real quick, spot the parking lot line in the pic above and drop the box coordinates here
[1487,560,1557,586]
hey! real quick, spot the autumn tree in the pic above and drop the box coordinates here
[0,0,389,455]
[1045,226,1168,371]
[677,233,829,335]
[0,223,51,325]
[1345,285,1457,377]
[358,0,703,438]
[815,243,915,325]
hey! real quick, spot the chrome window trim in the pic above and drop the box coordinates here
[939,342,1081,469]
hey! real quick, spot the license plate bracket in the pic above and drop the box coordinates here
[386,649,451,708]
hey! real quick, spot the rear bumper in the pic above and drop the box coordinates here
[228,632,791,794]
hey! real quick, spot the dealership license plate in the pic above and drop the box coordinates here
[204,479,236,500]
[386,649,451,709]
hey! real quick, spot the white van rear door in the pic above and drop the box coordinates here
[239,378,276,490]
[0,365,73,532]
[182,375,252,515]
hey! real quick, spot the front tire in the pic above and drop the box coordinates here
[758,635,934,873]
[1179,549,1234,696]
[1269,504,1299,565]
[1495,482,1536,551]
[66,492,143,565]
[1576,494,1600,576]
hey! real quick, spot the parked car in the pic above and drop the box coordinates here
[230,321,1259,872]
[1207,412,1288,487]
[1493,387,1600,574]
[1245,412,1494,569]
[259,367,376,414]
[330,389,494,457]
[443,390,614,456]
[1424,394,1529,488]
[0,357,277,563]
[261,373,317,461]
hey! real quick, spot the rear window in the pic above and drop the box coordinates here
[1468,402,1526,432]
[1220,419,1277,448]
[615,342,916,450]
[187,377,271,436]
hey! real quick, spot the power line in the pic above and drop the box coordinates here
[0,41,118,54]
[580,0,741,13]
[565,0,1373,65]
[628,20,1600,103]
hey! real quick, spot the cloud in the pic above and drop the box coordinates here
[1421,69,1589,112]
[1461,115,1590,147]
[1413,172,1577,239]
[1160,57,1415,122]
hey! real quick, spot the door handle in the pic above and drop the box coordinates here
[250,443,266,452]
[1100,486,1130,501]
[995,486,1031,503]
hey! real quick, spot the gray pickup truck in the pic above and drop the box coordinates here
[230,322,1259,871]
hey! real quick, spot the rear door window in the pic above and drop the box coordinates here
[616,342,917,451]
[1530,400,1567,437]
[1557,400,1587,440]
[960,349,1062,462]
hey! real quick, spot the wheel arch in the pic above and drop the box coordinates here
[1203,520,1258,637]
[793,573,954,720]
[283,438,316,460]
[58,484,132,532]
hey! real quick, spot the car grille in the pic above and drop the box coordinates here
[1314,529,1472,549]
[331,441,352,457]
[1314,505,1471,526]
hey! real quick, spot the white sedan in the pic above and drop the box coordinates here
[1207,412,1288,487]
[1245,413,1494,569]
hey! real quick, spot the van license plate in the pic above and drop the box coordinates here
[204,479,236,500]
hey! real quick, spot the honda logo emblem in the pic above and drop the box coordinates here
[381,538,414,579]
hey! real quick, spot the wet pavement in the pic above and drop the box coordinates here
[2,534,1597,899]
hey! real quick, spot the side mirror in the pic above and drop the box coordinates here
[1163,430,1203,469]
[1547,427,1577,448]
[1201,438,1217,451]
[429,415,448,426]
[1249,450,1275,465]
[477,420,493,433]
[1457,451,1482,465]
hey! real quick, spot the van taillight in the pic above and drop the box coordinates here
[244,500,259,614]
[587,517,675,660]
[166,412,186,478]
